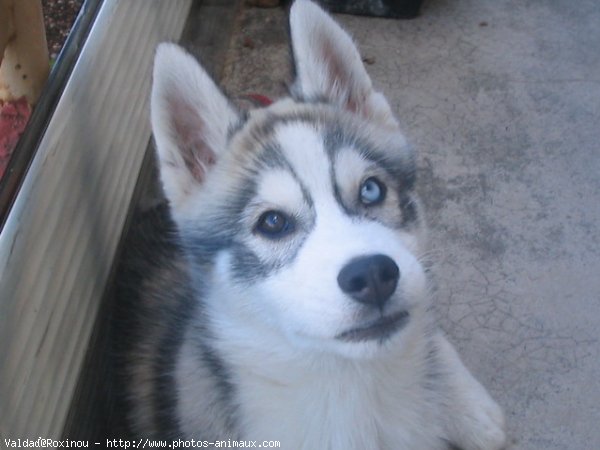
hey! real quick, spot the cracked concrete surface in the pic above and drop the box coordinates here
[217,1,600,448]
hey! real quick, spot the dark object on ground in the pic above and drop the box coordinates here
[320,0,423,18]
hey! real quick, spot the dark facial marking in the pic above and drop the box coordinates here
[182,175,259,262]
[399,194,418,227]
[255,143,290,171]
[324,125,417,194]
[227,110,249,142]
[324,126,419,229]
[357,144,417,193]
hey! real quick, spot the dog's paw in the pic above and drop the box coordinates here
[455,390,507,450]
[435,335,507,450]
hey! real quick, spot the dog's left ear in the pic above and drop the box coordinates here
[290,0,397,127]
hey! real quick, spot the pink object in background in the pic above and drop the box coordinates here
[0,97,31,178]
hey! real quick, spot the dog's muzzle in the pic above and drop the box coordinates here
[336,254,408,343]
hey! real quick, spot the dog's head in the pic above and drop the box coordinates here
[151,0,428,358]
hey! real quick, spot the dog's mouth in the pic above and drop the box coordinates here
[336,310,409,343]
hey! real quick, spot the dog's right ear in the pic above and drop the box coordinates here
[151,44,239,210]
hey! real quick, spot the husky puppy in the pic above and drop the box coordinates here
[115,1,507,448]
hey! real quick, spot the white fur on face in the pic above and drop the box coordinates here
[211,123,427,358]
[255,169,306,212]
[276,122,332,197]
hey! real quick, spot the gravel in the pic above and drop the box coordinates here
[42,0,84,60]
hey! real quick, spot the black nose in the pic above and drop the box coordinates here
[337,254,400,309]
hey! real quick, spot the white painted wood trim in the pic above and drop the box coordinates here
[0,0,192,439]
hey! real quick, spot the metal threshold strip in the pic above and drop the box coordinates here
[0,0,192,440]
[0,0,103,230]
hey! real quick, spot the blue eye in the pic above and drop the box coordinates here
[255,210,294,238]
[360,177,386,205]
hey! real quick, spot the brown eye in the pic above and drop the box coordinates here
[360,177,386,205]
[255,210,295,239]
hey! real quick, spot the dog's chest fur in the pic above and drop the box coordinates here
[235,353,443,449]
[174,309,445,449]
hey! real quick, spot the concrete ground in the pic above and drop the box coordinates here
[213,1,600,448]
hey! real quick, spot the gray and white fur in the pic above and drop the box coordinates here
[114,1,507,448]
